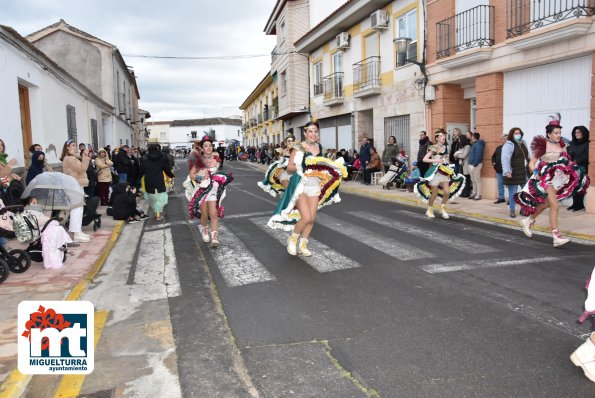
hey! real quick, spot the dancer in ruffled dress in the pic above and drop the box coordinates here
[266,121,347,256]
[572,266,595,383]
[258,135,295,197]
[187,137,233,247]
[414,131,466,219]
[515,117,590,247]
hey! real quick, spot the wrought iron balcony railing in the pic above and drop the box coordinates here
[353,56,381,92]
[323,72,344,101]
[436,5,494,59]
[507,0,595,38]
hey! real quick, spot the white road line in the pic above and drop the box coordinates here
[132,228,182,302]
[228,186,277,205]
[209,224,276,287]
[349,210,497,254]
[421,256,560,274]
[145,220,191,231]
[225,211,272,219]
[250,217,361,273]
[315,213,434,261]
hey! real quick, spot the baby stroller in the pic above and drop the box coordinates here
[0,205,32,283]
[380,154,409,190]
[26,216,68,265]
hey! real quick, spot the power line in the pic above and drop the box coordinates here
[121,51,294,60]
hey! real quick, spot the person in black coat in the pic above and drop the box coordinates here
[417,131,431,177]
[141,144,174,220]
[115,145,132,183]
[109,183,147,223]
[568,125,590,211]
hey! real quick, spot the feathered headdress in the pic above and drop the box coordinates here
[547,112,562,127]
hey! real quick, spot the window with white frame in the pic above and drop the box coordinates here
[313,62,323,96]
[396,9,418,66]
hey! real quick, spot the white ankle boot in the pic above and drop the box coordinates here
[298,238,312,256]
[552,229,569,247]
[440,205,449,219]
[199,225,210,243]
[287,233,299,256]
[519,216,534,237]
[571,333,595,382]
[210,230,219,247]
[73,232,90,243]
[425,207,435,219]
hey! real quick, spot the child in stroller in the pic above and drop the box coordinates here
[0,203,33,283]
[379,153,409,190]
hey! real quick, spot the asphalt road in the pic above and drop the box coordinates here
[29,158,595,398]
[195,159,595,397]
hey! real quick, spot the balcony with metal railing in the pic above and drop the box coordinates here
[507,0,595,38]
[322,72,344,106]
[353,56,381,98]
[313,83,323,96]
[271,46,278,63]
[436,5,494,61]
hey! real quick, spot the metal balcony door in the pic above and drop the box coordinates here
[455,0,489,50]
[333,52,343,97]
[364,33,379,87]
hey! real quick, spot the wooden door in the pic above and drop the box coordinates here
[18,85,33,167]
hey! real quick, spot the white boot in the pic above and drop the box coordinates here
[298,238,312,257]
[198,225,210,243]
[552,228,569,247]
[287,233,299,256]
[440,205,449,220]
[210,230,220,247]
[425,207,435,219]
[519,216,534,237]
[73,232,90,243]
[570,333,595,383]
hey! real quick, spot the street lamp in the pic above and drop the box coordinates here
[394,37,428,86]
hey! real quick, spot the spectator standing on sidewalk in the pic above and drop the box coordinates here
[568,125,590,212]
[417,131,430,178]
[381,136,399,173]
[501,127,529,218]
[60,140,91,243]
[141,144,174,221]
[453,135,471,200]
[449,128,462,174]
[25,150,46,185]
[115,145,132,184]
[468,132,485,200]
[359,136,371,183]
[492,133,508,204]
[95,148,113,206]
[363,147,381,185]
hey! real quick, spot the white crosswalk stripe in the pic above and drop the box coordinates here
[394,209,547,249]
[314,213,433,261]
[250,217,361,273]
[208,224,276,287]
[132,228,181,302]
[421,257,560,274]
[349,210,498,254]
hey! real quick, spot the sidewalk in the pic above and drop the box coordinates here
[340,180,595,242]
[0,212,124,397]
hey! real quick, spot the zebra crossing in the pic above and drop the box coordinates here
[199,209,558,288]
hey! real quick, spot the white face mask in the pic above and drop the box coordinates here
[514,134,522,141]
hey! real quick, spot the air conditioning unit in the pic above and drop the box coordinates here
[370,10,389,30]
[336,32,350,49]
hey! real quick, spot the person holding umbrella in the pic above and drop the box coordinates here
[60,140,91,243]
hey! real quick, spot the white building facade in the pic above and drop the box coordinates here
[0,25,113,168]
[159,118,243,149]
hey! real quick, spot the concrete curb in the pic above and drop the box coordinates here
[0,221,125,398]
[340,185,595,242]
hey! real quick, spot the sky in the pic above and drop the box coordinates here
[2,0,278,121]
